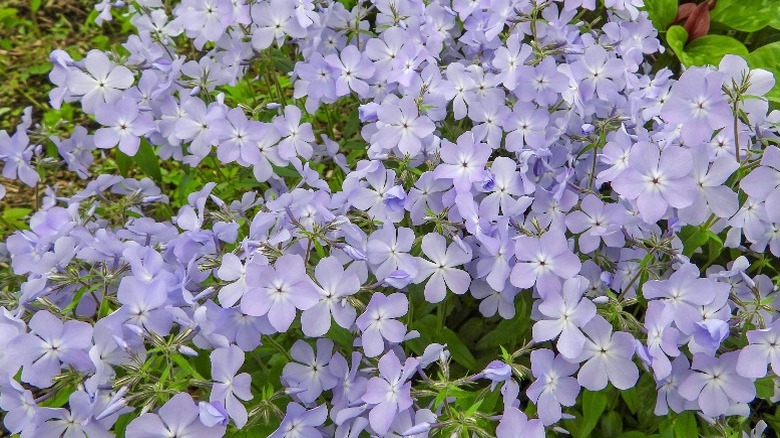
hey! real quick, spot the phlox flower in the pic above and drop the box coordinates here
[525,349,580,426]
[355,292,408,357]
[611,142,696,224]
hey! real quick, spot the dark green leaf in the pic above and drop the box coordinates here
[680,225,710,257]
[673,412,698,438]
[409,315,479,370]
[600,411,623,436]
[756,376,776,398]
[116,150,131,177]
[644,0,678,31]
[682,35,749,67]
[620,387,639,414]
[710,0,774,32]
[747,42,780,103]
[578,391,607,438]
[666,26,749,67]
[133,140,162,182]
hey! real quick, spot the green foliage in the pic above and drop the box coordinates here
[666,26,749,68]
[747,42,780,103]
[643,0,677,31]
[577,391,608,438]
[710,0,779,32]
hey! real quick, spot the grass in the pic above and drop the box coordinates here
[0,0,126,214]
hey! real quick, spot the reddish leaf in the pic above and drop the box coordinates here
[672,3,697,26]
[684,1,711,42]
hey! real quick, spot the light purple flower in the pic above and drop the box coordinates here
[678,352,756,417]
[740,146,780,223]
[210,345,253,428]
[679,146,739,225]
[275,105,315,160]
[526,349,580,426]
[643,263,717,335]
[8,310,93,388]
[565,194,626,253]
[268,403,327,438]
[737,318,780,378]
[611,142,696,224]
[240,254,320,332]
[375,97,435,157]
[510,229,581,294]
[366,223,418,280]
[661,68,731,145]
[355,292,409,357]
[575,316,638,390]
[644,300,682,380]
[532,276,597,359]
[282,339,338,403]
[434,131,491,193]
[497,407,544,438]
[94,98,155,156]
[415,232,472,303]
[654,355,692,416]
[325,45,375,98]
[66,50,134,113]
[116,276,174,336]
[362,351,419,435]
[127,392,225,437]
[301,256,360,337]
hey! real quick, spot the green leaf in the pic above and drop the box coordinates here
[116,150,131,177]
[747,42,780,103]
[600,411,623,437]
[683,35,749,66]
[133,140,162,182]
[710,0,774,32]
[577,391,607,438]
[171,353,205,380]
[620,387,639,414]
[665,25,688,59]
[475,299,529,351]
[409,315,479,370]
[756,376,776,398]
[680,226,710,257]
[673,412,698,438]
[30,0,41,12]
[644,0,678,31]
[666,26,748,67]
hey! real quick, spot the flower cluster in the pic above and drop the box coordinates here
[0,0,779,436]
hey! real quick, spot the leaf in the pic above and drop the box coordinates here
[666,26,748,67]
[747,42,780,103]
[475,299,530,351]
[409,315,479,370]
[620,387,639,414]
[30,0,41,12]
[684,35,749,67]
[171,353,205,380]
[133,140,162,182]
[756,376,776,398]
[115,150,131,177]
[644,0,678,31]
[577,391,607,438]
[666,25,688,59]
[710,0,774,32]
[673,412,698,438]
[600,411,623,437]
[680,225,710,257]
